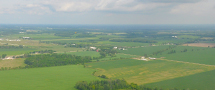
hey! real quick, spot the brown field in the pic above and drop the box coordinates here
[0,58,26,68]
[93,60,215,85]
[183,43,215,47]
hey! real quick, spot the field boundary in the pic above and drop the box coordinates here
[158,58,215,67]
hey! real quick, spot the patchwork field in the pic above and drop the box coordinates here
[86,59,215,86]
[0,65,101,90]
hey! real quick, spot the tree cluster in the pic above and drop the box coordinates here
[181,49,187,52]
[99,46,117,58]
[29,50,56,54]
[74,79,182,90]
[76,34,96,38]
[110,39,157,43]
[168,50,176,54]
[65,43,90,48]
[24,54,92,68]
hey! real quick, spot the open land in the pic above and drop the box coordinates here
[1,25,215,90]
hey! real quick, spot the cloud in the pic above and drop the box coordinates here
[170,0,215,15]
[148,0,203,3]
[0,0,214,15]
[95,0,170,12]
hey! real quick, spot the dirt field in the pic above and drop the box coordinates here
[0,58,26,68]
[183,43,215,47]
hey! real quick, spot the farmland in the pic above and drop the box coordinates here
[1,25,215,90]
[86,59,215,86]
[0,48,36,55]
[154,46,215,65]
[0,65,101,90]
[118,45,171,56]
[145,69,215,90]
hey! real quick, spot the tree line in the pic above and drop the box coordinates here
[0,45,25,49]
[110,39,157,43]
[74,79,183,90]
[24,54,92,68]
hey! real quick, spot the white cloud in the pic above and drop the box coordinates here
[95,0,170,11]
[54,2,93,12]
[170,0,215,15]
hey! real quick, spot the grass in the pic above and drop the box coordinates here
[145,69,215,90]
[0,65,101,90]
[118,46,170,56]
[0,58,26,68]
[86,59,215,85]
[4,33,66,40]
[96,41,150,47]
[154,46,215,65]
[0,48,36,55]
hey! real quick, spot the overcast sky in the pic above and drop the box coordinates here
[0,0,215,24]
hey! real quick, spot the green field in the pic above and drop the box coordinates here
[0,48,36,55]
[154,46,215,65]
[87,59,215,85]
[0,65,101,90]
[118,46,171,56]
[96,53,136,61]
[96,41,150,47]
[145,69,215,90]
[5,33,67,40]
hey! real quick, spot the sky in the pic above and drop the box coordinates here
[0,0,215,24]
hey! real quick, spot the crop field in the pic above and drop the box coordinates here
[7,33,66,40]
[177,35,200,39]
[96,41,150,47]
[0,48,36,55]
[118,45,171,56]
[0,40,52,47]
[183,43,215,47]
[154,46,215,65]
[145,69,215,90]
[0,58,26,68]
[86,59,215,85]
[63,51,100,57]
[0,65,101,90]
[40,38,97,42]
[43,46,84,53]
[96,53,137,61]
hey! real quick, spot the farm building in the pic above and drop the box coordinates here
[19,32,25,33]
[113,47,117,49]
[3,57,14,60]
[90,47,97,50]
[23,37,30,39]
[172,36,177,38]
[140,56,148,61]
[149,57,156,60]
